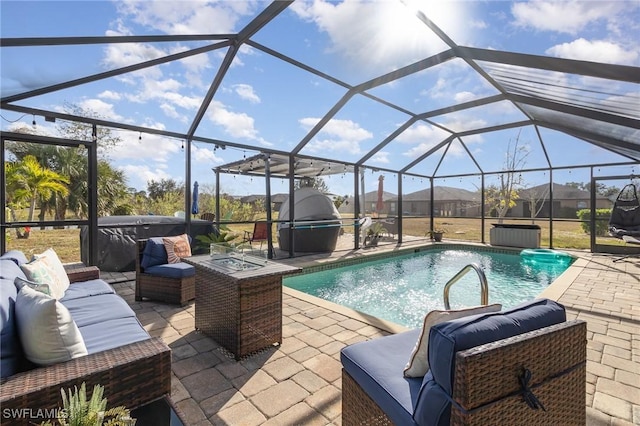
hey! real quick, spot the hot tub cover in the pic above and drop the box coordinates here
[277,187,341,230]
[80,216,215,272]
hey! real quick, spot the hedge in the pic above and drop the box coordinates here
[576,208,612,236]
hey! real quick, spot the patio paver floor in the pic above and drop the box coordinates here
[103,242,639,425]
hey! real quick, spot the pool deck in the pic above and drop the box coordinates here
[102,240,640,425]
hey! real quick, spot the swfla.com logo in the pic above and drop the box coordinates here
[2,407,67,421]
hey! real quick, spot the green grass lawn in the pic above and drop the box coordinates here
[5,216,622,264]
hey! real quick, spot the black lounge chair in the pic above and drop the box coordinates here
[608,183,640,238]
[608,184,640,261]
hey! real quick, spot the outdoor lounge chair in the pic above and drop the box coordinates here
[608,183,640,238]
[200,212,215,221]
[243,221,270,251]
[608,184,640,261]
[136,238,195,306]
[341,299,587,425]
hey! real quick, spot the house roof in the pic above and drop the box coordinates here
[519,183,609,200]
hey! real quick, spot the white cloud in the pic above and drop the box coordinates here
[192,144,223,164]
[233,84,261,104]
[160,103,187,122]
[396,123,449,145]
[207,100,270,145]
[102,42,167,71]
[546,38,638,65]
[370,151,390,164]
[299,117,373,154]
[290,1,469,69]
[98,90,122,101]
[115,1,253,34]
[511,1,627,35]
[77,99,124,121]
[118,164,173,189]
[454,91,476,103]
[109,131,180,162]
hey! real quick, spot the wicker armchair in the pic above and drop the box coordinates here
[135,239,195,306]
[0,267,172,415]
[342,320,587,425]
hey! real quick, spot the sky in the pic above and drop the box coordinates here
[1,0,639,197]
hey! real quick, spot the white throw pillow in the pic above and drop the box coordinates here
[21,248,70,299]
[14,276,52,296]
[403,304,502,378]
[16,285,88,366]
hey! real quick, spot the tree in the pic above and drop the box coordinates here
[5,161,30,238]
[97,160,129,216]
[147,179,184,201]
[484,131,530,221]
[566,181,620,198]
[4,103,125,221]
[9,155,69,237]
[294,177,329,193]
[524,184,550,223]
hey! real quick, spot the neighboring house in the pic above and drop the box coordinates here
[511,183,611,219]
[338,191,397,216]
[400,186,481,217]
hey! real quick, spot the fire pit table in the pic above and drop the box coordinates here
[183,253,300,360]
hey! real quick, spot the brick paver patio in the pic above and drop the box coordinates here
[103,243,639,425]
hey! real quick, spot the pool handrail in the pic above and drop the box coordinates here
[443,263,489,310]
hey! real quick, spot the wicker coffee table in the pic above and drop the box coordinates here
[184,255,300,360]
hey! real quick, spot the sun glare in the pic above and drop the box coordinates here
[368,1,471,66]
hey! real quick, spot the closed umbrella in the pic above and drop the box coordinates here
[376,175,384,214]
[191,181,199,215]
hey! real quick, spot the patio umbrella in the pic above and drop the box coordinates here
[191,181,199,215]
[376,175,384,214]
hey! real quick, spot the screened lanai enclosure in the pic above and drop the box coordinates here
[2,1,639,266]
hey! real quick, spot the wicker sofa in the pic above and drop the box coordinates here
[136,238,195,306]
[341,299,587,425]
[0,250,171,419]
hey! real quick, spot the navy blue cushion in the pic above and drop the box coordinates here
[60,279,115,301]
[78,317,150,355]
[144,262,195,279]
[341,329,421,426]
[62,294,137,328]
[0,250,28,266]
[415,298,566,426]
[414,376,450,426]
[0,278,20,378]
[0,259,27,281]
[141,237,168,269]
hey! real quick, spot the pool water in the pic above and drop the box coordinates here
[283,248,572,329]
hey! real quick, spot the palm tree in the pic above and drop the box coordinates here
[97,160,128,216]
[5,161,29,238]
[10,155,69,237]
[53,146,87,223]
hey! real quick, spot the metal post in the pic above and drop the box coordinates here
[215,169,220,225]
[429,177,435,234]
[88,125,99,266]
[354,165,360,249]
[264,154,274,259]
[480,174,485,244]
[0,136,5,255]
[185,138,191,234]
[397,173,403,244]
[549,169,554,248]
[288,156,295,257]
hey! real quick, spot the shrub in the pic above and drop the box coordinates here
[576,208,611,236]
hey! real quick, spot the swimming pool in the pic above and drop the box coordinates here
[283,247,573,329]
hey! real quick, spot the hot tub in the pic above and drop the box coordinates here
[277,187,342,253]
